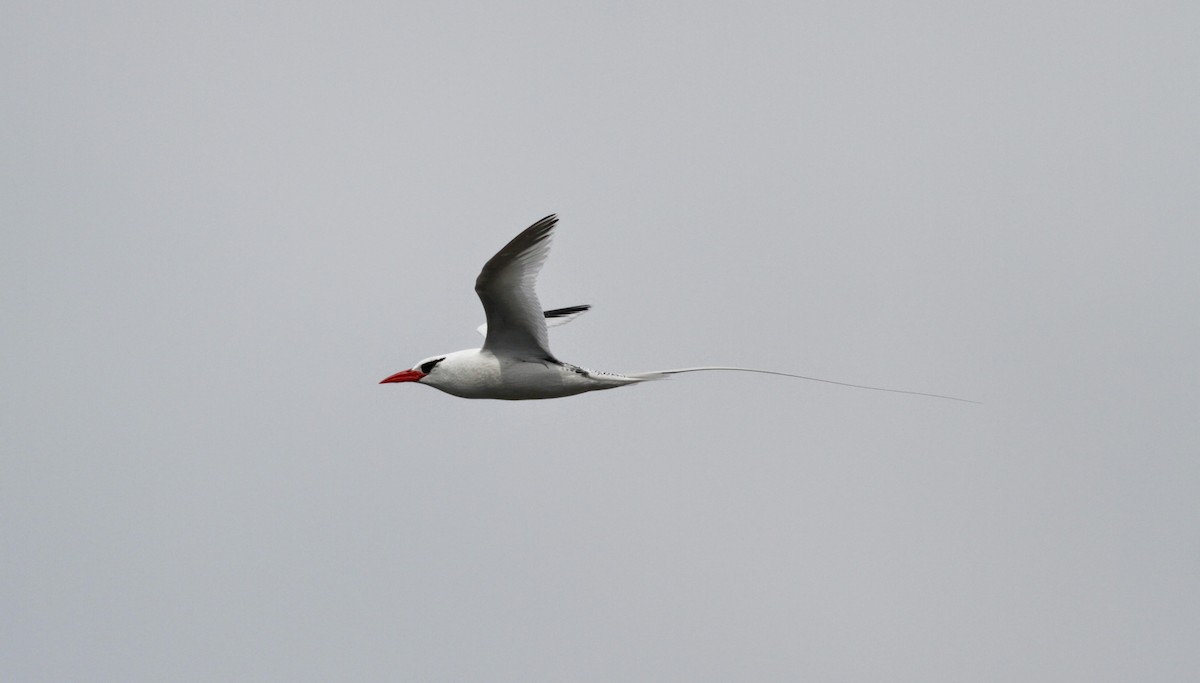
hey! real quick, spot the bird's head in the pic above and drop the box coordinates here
[379,355,445,385]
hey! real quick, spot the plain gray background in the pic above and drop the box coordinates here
[3,2,1197,681]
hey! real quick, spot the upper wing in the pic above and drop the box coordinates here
[475,214,560,360]
[476,304,591,338]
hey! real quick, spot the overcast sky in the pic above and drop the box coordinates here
[3,2,1198,681]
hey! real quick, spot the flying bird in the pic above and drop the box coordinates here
[380,214,976,403]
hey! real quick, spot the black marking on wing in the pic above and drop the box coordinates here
[562,363,594,377]
[543,305,591,319]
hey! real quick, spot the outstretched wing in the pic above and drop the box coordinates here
[475,214,559,360]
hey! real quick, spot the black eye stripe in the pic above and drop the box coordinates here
[420,358,445,374]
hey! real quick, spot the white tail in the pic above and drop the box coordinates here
[625,366,980,404]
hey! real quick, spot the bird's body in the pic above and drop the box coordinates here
[380,214,662,400]
[412,348,649,400]
[381,214,976,404]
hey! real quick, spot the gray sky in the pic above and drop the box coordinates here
[3,2,1197,681]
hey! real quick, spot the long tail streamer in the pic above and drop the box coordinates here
[630,366,980,404]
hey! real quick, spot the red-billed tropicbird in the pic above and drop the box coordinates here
[380,214,976,402]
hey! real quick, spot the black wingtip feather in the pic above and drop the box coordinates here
[543,305,591,318]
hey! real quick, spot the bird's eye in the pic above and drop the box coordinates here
[420,358,445,374]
